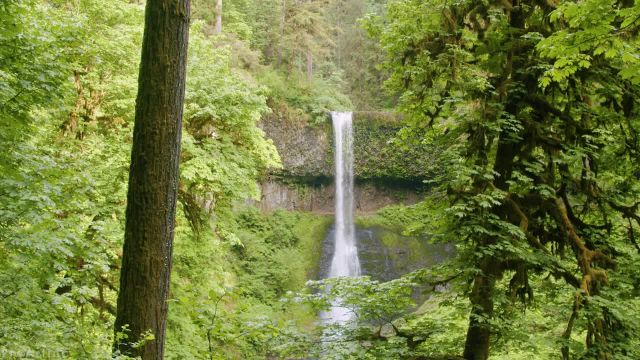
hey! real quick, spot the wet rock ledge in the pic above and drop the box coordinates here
[256,110,435,213]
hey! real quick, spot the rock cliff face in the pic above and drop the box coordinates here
[257,111,433,213]
[258,113,333,178]
[254,180,423,213]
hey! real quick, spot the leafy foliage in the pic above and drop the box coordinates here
[360,0,640,358]
[166,208,332,359]
[0,0,317,357]
[2,0,640,359]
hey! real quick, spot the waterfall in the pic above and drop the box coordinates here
[325,111,361,323]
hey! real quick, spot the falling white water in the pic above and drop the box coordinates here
[325,111,361,323]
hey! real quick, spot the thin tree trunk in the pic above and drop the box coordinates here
[113,0,190,358]
[463,259,497,360]
[306,49,313,82]
[277,0,286,67]
[214,0,222,34]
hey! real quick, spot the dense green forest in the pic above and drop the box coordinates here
[1,0,639,359]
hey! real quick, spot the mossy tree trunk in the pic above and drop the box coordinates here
[462,260,499,360]
[113,0,190,358]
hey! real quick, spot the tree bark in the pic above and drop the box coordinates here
[462,259,498,360]
[113,0,190,358]
[214,0,222,34]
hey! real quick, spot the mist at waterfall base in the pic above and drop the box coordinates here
[322,111,361,324]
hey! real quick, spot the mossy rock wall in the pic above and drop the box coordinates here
[260,111,434,183]
[259,111,333,179]
[251,179,423,214]
[352,112,434,183]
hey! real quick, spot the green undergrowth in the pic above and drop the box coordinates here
[234,208,332,294]
[167,207,332,359]
[356,205,421,232]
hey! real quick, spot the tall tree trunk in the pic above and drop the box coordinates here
[214,0,222,34]
[113,0,190,358]
[462,132,518,359]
